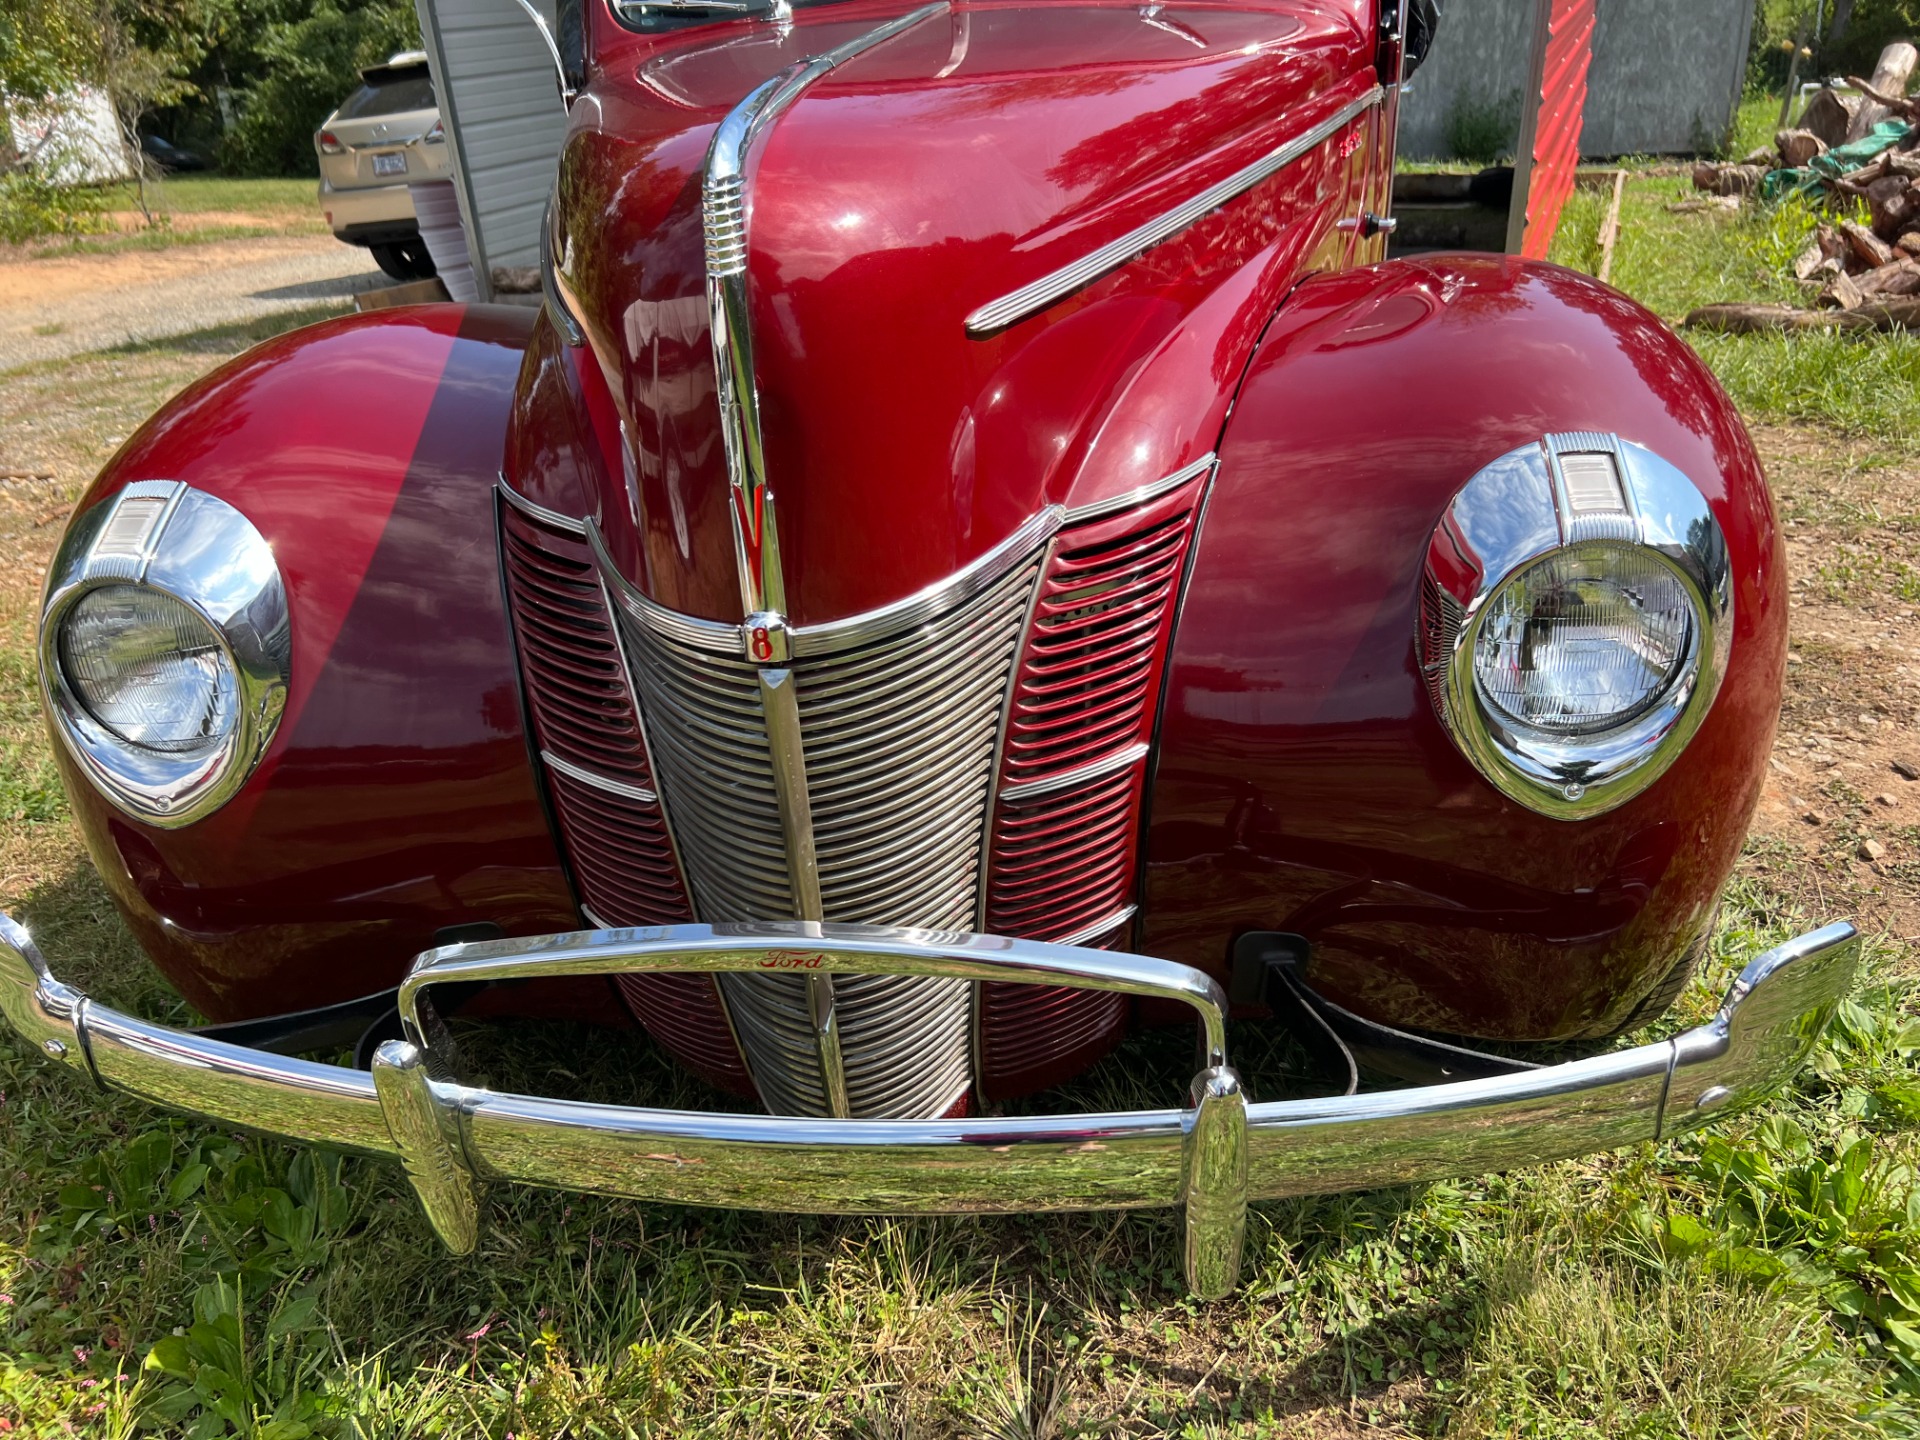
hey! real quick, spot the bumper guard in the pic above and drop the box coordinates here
[0,914,1859,1298]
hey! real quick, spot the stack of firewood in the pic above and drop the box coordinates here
[1691,40,1916,206]
[1685,42,1920,334]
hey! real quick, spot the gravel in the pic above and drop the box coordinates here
[0,236,386,371]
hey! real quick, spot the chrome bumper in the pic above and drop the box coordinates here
[0,913,1858,1298]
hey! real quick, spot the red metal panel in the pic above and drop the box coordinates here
[1520,0,1596,261]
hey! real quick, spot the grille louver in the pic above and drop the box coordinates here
[498,499,751,1096]
[978,474,1208,1099]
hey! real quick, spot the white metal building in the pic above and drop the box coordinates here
[413,0,570,301]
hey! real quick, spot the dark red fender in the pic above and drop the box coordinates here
[50,306,583,1021]
[1144,257,1787,1041]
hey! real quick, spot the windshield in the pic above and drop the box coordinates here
[336,72,436,120]
[612,0,855,36]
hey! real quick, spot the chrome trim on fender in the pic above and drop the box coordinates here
[1062,455,1215,526]
[539,201,587,348]
[496,473,587,537]
[0,913,1860,1299]
[539,750,657,806]
[965,87,1385,336]
[40,482,291,829]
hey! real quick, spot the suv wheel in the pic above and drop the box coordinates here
[370,239,437,283]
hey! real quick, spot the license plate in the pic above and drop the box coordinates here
[372,152,407,177]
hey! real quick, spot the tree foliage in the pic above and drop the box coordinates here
[1,0,419,179]
[215,0,422,176]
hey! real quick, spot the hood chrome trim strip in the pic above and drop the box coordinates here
[703,1,951,619]
[1063,455,1215,526]
[965,85,1385,337]
[497,474,588,536]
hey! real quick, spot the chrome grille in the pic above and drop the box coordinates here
[611,548,1044,1119]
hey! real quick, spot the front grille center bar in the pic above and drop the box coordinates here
[699,4,950,1117]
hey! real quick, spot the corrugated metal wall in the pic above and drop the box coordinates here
[1399,0,1753,159]
[416,0,570,299]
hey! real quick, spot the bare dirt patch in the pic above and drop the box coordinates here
[0,234,349,310]
[1746,422,1920,948]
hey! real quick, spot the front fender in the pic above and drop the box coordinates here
[46,306,579,1021]
[1147,257,1787,1040]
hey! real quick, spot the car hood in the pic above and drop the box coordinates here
[545,0,1375,626]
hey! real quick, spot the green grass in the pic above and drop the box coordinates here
[10,176,326,256]
[105,177,319,219]
[1546,166,1920,440]
[0,130,1918,1437]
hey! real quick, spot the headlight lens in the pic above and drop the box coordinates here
[59,586,238,753]
[1472,544,1696,737]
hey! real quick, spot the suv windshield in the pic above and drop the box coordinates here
[336,71,435,120]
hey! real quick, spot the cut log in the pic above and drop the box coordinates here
[1840,219,1896,268]
[1854,256,1920,298]
[1666,197,1743,214]
[1685,299,1920,334]
[1776,129,1828,168]
[1685,303,1873,333]
[1794,238,1827,280]
[1825,270,1868,309]
[1898,231,1920,258]
[1847,43,1920,139]
[1888,151,1920,179]
[1818,222,1844,259]
[1802,89,1860,148]
[1857,296,1920,328]
[1863,175,1920,237]
[1848,76,1920,123]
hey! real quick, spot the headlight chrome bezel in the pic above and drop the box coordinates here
[40,481,290,829]
[1420,434,1733,820]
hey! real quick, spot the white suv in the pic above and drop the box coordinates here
[315,52,450,282]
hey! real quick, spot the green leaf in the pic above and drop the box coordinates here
[167,1162,210,1206]
[57,1184,102,1214]
[1661,1213,1713,1258]
[144,1335,193,1377]
[267,1293,318,1341]
[122,1129,173,1195]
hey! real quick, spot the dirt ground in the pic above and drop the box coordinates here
[1746,423,1920,951]
[0,235,382,369]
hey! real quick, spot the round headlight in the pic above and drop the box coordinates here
[58,586,238,754]
[1472,543,1696,737]
[40,481,289,828]
[1419,436,1734,820]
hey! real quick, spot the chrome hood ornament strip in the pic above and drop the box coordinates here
[702,0,950,618]
[965,87,1385,337]
[697,2,951,1118]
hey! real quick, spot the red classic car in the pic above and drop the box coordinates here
[0,0,1859,1297]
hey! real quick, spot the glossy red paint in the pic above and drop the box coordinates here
[535,0,1383,627]
[1145,257,1786,1040]
[55,306,582,1020]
